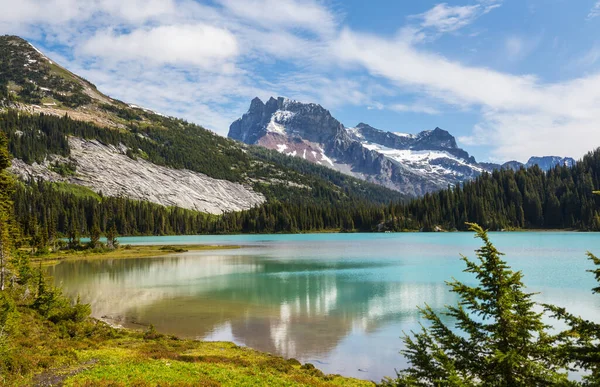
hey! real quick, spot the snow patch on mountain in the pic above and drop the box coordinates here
[28,42,53,64]
[393,132,415,138]
[267,117,286,134]
[229,97,491,196]
[362,143,484,174]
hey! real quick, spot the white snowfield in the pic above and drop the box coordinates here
[267,110,295,134]
[392,132,415,138]
[11,138,265,214]
[361,142,483,176]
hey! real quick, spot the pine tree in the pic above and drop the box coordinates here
[0,132,14,291]
[547,255,600,386]
[88,224,101,249]
[105,222,118,249]
[385,224,570,386]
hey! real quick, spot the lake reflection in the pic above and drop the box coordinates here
[48,233,600,381]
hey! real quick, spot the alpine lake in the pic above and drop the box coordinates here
[48,232,600,382]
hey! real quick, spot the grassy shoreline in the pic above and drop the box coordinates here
[31,244,243,266]
[9,307,374,386]
[7,244,376,386]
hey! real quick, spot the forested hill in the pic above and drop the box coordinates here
[378,147,600,232]
[0,34,403,214]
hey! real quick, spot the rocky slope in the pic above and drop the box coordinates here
[229,97,489,196]
[10,138,265,214]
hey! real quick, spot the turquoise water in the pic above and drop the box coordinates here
[49,232,600,381]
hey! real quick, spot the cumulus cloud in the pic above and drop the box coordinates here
[81,25,239,69]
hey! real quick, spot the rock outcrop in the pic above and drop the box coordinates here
[229,97,489,196]
[10,138,265,214]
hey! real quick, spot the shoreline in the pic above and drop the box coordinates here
[33,244,243,266]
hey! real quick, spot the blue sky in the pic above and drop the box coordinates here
[2,0,600,162]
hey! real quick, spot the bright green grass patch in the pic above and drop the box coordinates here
[49,182,102,201]
[65,340,373,387]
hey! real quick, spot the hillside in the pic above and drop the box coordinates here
[0,35,403,217]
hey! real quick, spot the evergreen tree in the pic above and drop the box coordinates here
[385,224,570,386]
[547,253,600,386]
[105,222,118,249]
[88,224,101,249]
[0,132,14,290]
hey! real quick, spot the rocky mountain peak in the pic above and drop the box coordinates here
[228,96,347,147]
[229,97,491,196]
[249,96,265,111]
[415,127,458,150]
[502,156,576,172]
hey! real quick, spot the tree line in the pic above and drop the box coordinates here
[381,147,600,232]
[11,146,600,246]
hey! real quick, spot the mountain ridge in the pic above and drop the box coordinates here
[0,35,403,214]
[229,96,576,195]
[230,97,486,195]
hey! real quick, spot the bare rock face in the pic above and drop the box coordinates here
[228,97,488,196]
[11,137,265,214]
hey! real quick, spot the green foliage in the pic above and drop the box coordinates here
[49,160,77,176]
[100,102,142,120]
[0,292,17,364]
[546,253,600,386]
[88,224,101,249]
[388,224,571,386]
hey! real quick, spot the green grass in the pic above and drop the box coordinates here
[3,308,374,387]
[49,182,102,201]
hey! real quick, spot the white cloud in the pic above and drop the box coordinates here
[80,25,239,69]
[588,1,600,19]
[333,28,600,161]
[505,36,524,58]
[2,0,599,162]
[504,35,541,62]
[418,3,480,32]
[0,0,179,25]
[576,45,600,68]
[217,0,338,37]
[390,103,440,115]
[413,1,501,33]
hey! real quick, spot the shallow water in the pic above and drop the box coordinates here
[49,232,600,381]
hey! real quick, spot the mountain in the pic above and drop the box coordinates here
[229,97,491,196]
[0,35,402,215]
[502,156,576,172]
